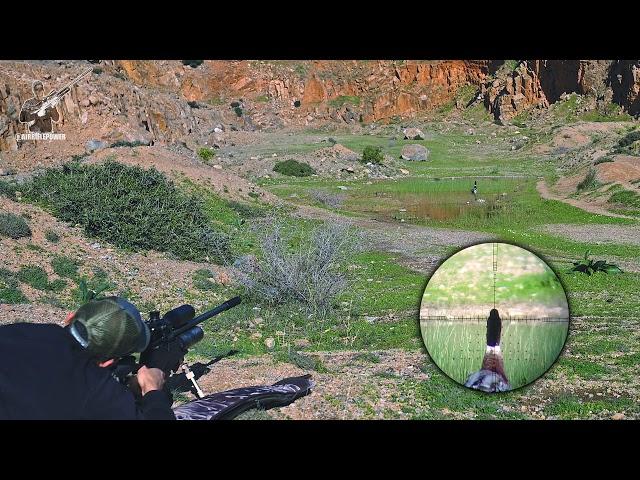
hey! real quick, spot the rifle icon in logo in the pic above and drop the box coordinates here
[19,67,92,134]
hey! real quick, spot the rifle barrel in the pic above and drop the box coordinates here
[167,296,242,342]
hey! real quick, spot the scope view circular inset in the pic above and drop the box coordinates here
[420,242,569,392]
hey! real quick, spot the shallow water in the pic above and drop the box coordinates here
[357,178,525,221]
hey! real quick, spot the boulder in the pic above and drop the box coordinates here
[85,139,108,152]
[401,144,430,161]
[403,127,425,140]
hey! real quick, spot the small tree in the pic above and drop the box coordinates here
[361,146,384,165]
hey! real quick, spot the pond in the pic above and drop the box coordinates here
[349,177,529,222]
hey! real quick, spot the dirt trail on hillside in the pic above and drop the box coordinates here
[536,180,635,219]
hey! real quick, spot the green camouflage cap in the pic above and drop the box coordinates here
[69,297,150,360]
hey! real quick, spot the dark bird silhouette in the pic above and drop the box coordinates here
[464,308,511,392]
[471,180,478,196]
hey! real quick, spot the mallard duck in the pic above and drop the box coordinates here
[464,308,511,392]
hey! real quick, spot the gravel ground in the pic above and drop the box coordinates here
[540,224,640,246]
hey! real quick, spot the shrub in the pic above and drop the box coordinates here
[613,130,640,154]
[0,268,28,304]
[22,161,230,263]
[310,190,345,209]
[234,106,243,117]
[18,265,50,291]
[361,145,384,165]
[45,229,60,243]
[197,147,214,162]
[329,96,361,108]
[273,159,316,177]
[0,180,17,199]
[571,250,623,275]
[235,219,361,316]
[92,67,103,75]
[51,255,80,279]
[109,140,147,148]
[48,279,67,293]
[208,97,225,106]
[182,60,203,68]
[187,101,201,109]
[576,168,599,192]
[608,190,640,208]
[0,213,31,239]
[227,201,265,218]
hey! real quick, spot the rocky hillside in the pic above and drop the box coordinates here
[484,60,640,123]
[1,60,639,157]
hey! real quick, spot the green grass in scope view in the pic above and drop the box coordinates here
[420,242,569,390]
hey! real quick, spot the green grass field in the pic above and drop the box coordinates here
[421,319,569,390]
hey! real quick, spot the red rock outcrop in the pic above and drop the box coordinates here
[484,60,640,122]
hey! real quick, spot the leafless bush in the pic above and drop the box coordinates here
[235,218,362,316]
[310,189,346,209]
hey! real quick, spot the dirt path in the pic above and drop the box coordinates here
[292,204,494,274]
[540,224,640,246]
[536,180,635,219]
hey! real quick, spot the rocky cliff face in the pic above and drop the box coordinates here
[0,60,491,154]
[116,60,492,123]
[484,60,640,123]
[1,60,639,155]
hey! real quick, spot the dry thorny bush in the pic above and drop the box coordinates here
[234,217,363,317]
[309,189,346,209]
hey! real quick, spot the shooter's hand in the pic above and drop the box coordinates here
[136,365,166,395]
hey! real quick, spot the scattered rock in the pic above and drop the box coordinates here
[264,337,275,349]
[403,127,425,140]
[611,413,625,420]
[337,186,348,191]
[399,168,410,174]
[85,139,108,152]
[401,144,430,161]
